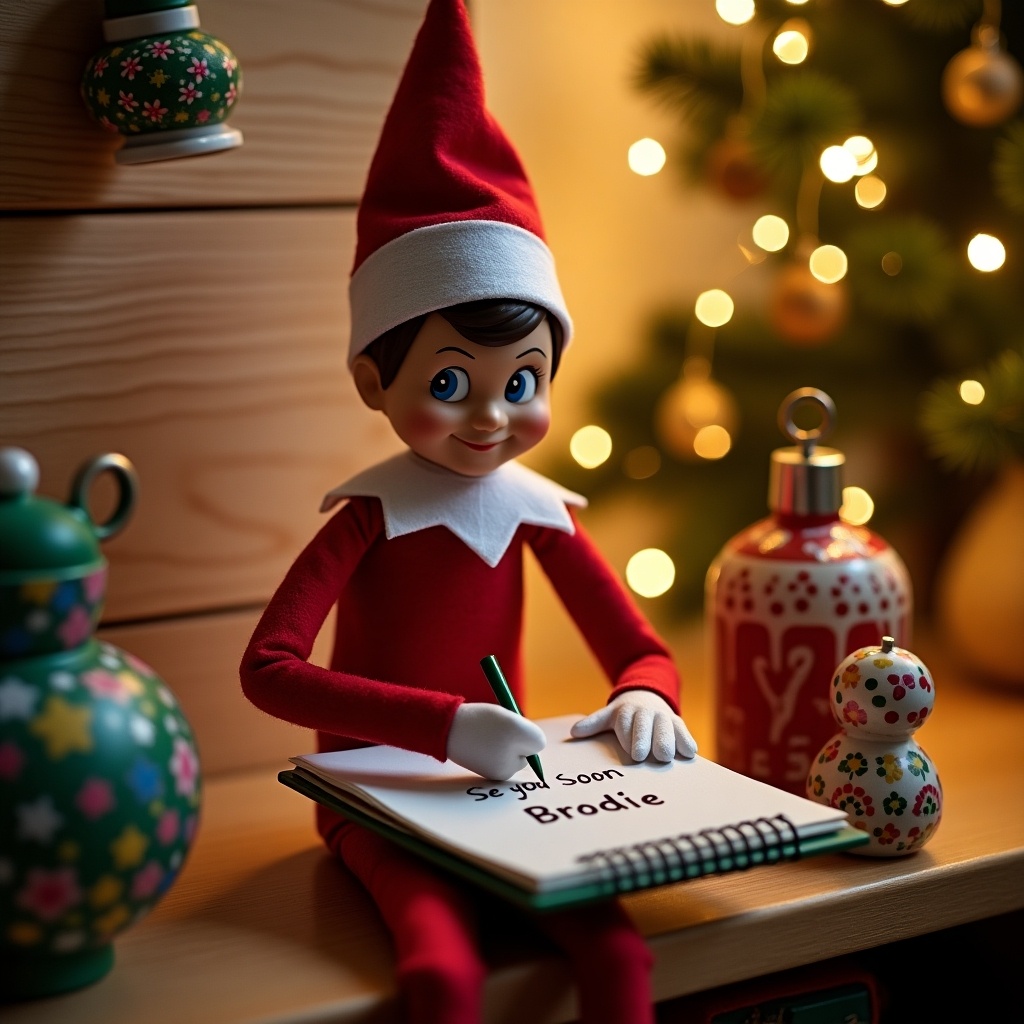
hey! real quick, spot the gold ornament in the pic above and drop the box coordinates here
[942,29,1023,128]
[656,368,739,461]
[768,261,849,346]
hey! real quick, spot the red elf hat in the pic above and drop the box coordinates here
[347,0,572,365]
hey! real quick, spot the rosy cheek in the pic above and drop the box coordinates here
[518,405,551,443]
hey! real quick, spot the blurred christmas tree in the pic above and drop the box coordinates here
[548,0,1024,622]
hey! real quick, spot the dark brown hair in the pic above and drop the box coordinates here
[362,299,564,389]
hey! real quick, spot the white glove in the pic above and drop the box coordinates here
[446,703,547,781]
[570,690,698,763]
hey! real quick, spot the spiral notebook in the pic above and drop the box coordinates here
[279,714,867,910]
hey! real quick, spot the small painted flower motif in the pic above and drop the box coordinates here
[196,108,211,123]
[837,751,869,779]
[872,821,901,846]
[226,83,238,104]
[905,750,930,779]
[818,738,841,764]
[156,808,180,845]
[118,91,139,113]
[82,668,131,703]
[914,784,941,817]
[187,57,211,81]
[93,56,109,77]
[841,701,868,728]
[808,773,826,798]
[57,605,93,649]
[179,83,201,105]
[874,753,903,784]
[126,757,164,803]
[131,861,164,900]
[882,791,908,816]
[83,568,107,603]
[0,741,24,780]
[16,866,83,921]
[170,736,200,797]
[832,783,875,818]
[870,655,894,669]
[120,56,143,80]
[76,777,115,820]
[840,663,861,688]
[147,40,175,59]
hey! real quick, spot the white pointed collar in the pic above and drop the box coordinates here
[320,451,587,567]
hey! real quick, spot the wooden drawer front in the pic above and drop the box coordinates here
[0,0,426,210]
[0,209,402,621]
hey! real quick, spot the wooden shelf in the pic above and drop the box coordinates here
[7,637,1024,1023]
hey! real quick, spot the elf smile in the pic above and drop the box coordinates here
[455,437,506,452]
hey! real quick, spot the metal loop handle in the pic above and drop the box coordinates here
[778,387,836,457]
[69,453,139,541]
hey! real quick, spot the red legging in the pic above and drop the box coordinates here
[328,820,655,1024]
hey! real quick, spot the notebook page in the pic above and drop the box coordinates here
[290,715,850,892]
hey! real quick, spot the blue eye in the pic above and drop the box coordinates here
[430,367,470,402]
[505,368,538,404]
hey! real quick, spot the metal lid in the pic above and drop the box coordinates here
[768,388,844,515]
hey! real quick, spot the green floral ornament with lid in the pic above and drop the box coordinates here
[0,448,202,999]
[80,0,243,164]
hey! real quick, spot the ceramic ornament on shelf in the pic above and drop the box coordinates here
[806,636,941,856]
[0,448,202,999]
[80,0,243,164]
[706,388,913,796]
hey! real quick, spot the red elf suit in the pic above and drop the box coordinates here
[240,2,693,1021]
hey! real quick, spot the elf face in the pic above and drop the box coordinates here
[358,312,553,477]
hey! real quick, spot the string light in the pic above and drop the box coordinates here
[881,251,902,276]
[715,0,756,27]
[625,548,676,598]
[967,233,1006,271]
[839,486,875,526]
[569,425,613,468]
[628,137,666,176]
[694,289,735,327]
[752,214,789,251]
[809,244,848,283]
[773,20,811,65]
[855,175,887,209]
[959,379,985,405]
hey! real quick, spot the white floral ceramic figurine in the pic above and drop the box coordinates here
[806,636,941,856]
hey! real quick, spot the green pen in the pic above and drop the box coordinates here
[479,655,545,783]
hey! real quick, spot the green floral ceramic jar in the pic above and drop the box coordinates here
[0,449,202,998]
[80,0,242,164]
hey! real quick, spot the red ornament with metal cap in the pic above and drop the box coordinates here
[705,388,913,795]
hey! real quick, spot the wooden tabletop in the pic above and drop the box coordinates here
[8,633,1024,1024]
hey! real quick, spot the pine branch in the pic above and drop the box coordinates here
[747,71,860,179]
[994,121,1024,214]
[919,348,1024,473]
[632,35,743,129]
[844,216,957,324]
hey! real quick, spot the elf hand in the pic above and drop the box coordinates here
[446,702,547,781]
[571,690,698,763]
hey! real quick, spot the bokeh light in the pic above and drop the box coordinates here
[716,0,756,26]
[959,379,985,405]
[752,214,790,252]
[773,21,811,64]
[628,137,667,176]
[625,548,676,598]
[809,244,848,283]
[839,486,874,526]
[569,425,613,469]
[967,233,1006,272]
[623,445,662,480]
[855,175,887,208]
[693,424,732,460]
[694,288,735,327]
[820,145,857,183]
[843,135,878,175]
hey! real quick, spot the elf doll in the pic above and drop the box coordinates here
[240,2,697,1021]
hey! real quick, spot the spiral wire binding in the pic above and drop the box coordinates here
[575,814,800,894]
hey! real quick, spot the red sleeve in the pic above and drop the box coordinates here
[239,498,463,760]
[529,513,681,711]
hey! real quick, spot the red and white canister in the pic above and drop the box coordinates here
[706,388,912,794]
